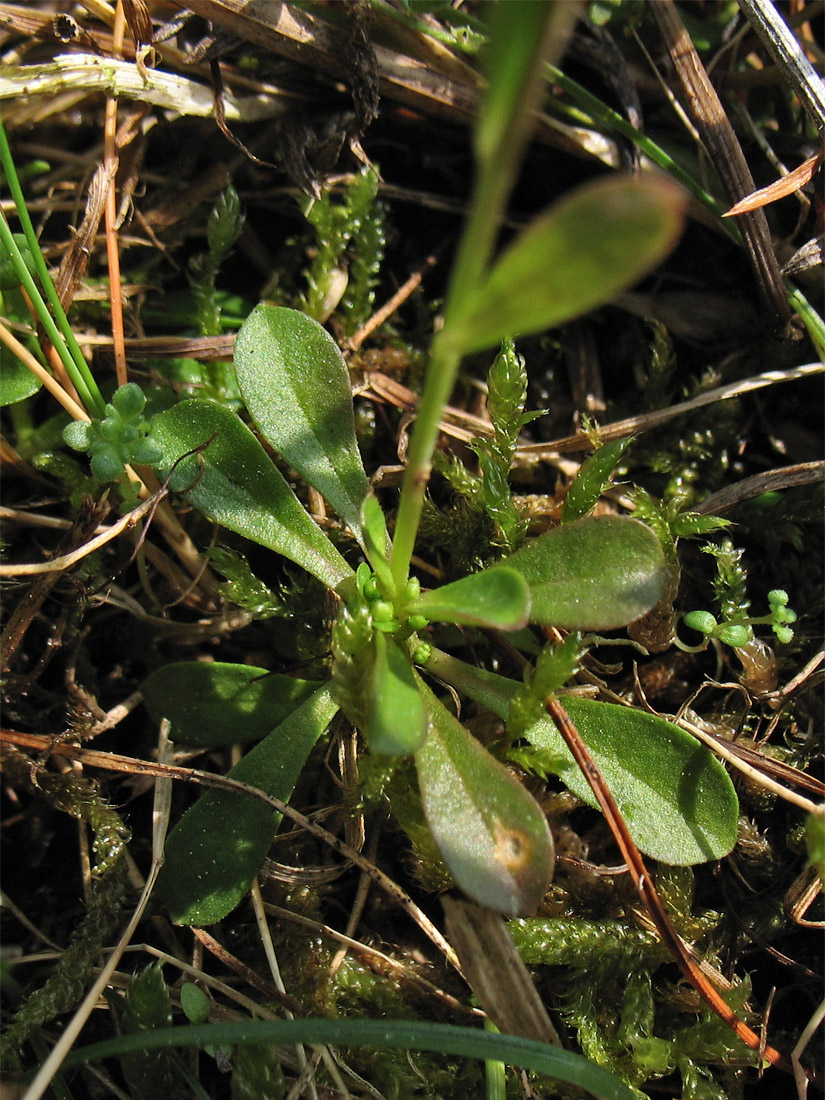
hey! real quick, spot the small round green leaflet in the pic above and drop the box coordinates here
[59,1018,638,1100]
[498,516,667,630]
[0,354,42,406]
[179,983,210,1026]
[234,305,370,543]
[415,681,554,917]
[150,397,352,589]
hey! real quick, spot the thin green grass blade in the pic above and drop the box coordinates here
[0,117,104,415]
[60,1018,638,1100]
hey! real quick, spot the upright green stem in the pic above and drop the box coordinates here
[390,1,573,591]
[0,116,105,417]
[389,173,504,589]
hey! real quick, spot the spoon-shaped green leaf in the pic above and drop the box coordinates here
[499,516,666,629]
[141,662,318,747]
[150,398,352,588]
[420,649,738,866]
[406,566,530,630]
[415,681,554,917]
[157,685,338,925]
[368,635,427,755]
[234,305,370,542]
[447,175,686,355]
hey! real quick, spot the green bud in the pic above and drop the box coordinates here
[372,600,395,623]
[407,614,429,632]
[412,641,432,665]
[403,577,421,601]
[767,589,789,607]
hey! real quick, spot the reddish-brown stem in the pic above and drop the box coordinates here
[543,693,794,1075]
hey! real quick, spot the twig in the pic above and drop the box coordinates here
[263,902,478,1016]
[675,715,823,815]
[250,879,322,1100]
[19,721,174,1100]
[347,254,439,352]
[0,729,462,975]
[693,460,824,514]
[103,0,127,386]
[517,363,824,456]
[792,997,825,1100]
[737,0,825,140]
[0,318,89,421]
[0,487,167,576]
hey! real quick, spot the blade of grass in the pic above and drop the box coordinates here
[544,62,737,235]
[0,117,105,416]
[786,285,825,360]
[544,61,824,349]
[58,1018,639,1100]
[737,0,825,140]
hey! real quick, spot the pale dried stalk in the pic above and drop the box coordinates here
[20,722,174,1100]
[650,0,791,322]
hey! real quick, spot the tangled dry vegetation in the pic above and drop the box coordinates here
[1,2,823,1099]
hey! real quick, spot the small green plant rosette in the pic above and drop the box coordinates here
[63,382,161,482]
